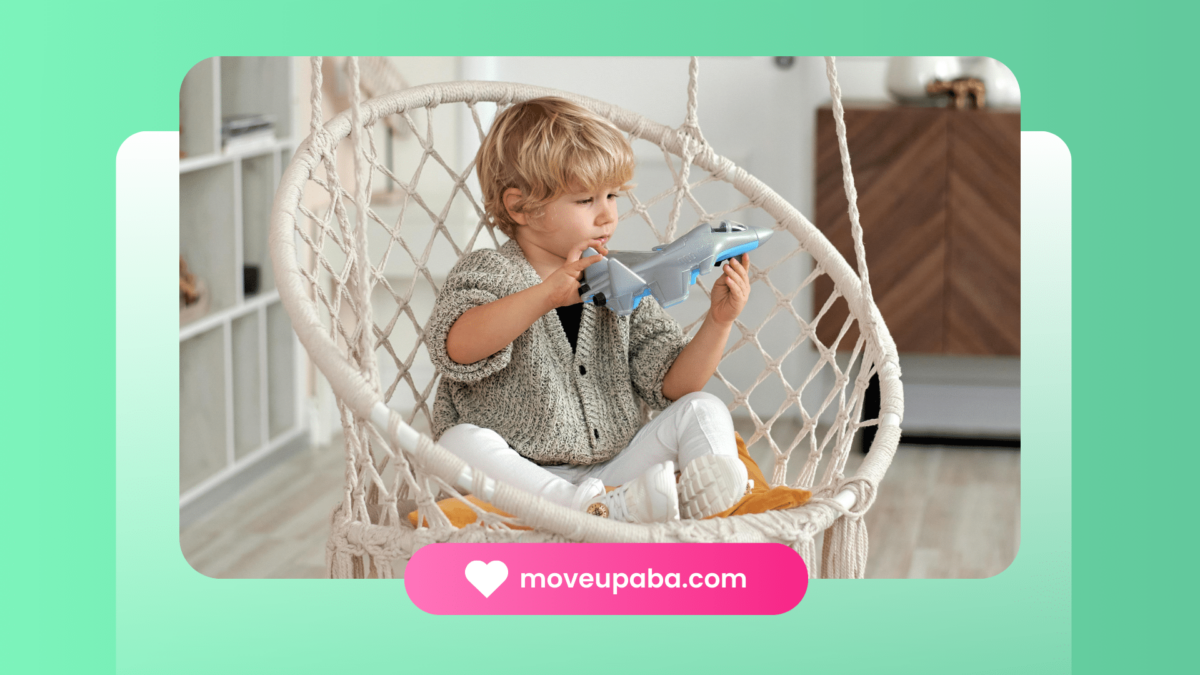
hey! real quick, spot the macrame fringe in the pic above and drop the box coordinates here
[797,538,818,579]
[373,555,394,579]
[329,549,358,579]
[821,514,869,579]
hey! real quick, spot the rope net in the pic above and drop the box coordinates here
[278,57,898,578]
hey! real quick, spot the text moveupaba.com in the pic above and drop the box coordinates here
[520,569,747,595]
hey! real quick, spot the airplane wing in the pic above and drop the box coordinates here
[650,267,695,309]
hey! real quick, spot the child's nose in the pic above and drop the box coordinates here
[598,201,617,224]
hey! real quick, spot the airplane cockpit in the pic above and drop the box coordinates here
[711,221,747,233]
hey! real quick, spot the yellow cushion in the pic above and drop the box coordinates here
[706,433,812,519]
[408,494,534,531]
[407,433,811,529]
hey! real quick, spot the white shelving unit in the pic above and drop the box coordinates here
[179,57,307,510]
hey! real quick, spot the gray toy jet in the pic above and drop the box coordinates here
[577,220,775,316]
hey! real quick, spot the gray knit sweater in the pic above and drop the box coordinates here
[427,239,689,466]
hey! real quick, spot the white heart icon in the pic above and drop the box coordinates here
[464,560,508,598]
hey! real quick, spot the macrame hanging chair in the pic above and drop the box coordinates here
[269,56,904,579]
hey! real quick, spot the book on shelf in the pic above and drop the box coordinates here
[223,129,277,154]
[222,113,275,137]
[222,114,277,154]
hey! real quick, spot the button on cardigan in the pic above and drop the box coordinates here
[426,239,689,466]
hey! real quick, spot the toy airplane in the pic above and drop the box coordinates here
[578,220,775,316]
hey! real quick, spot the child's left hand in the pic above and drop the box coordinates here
[709,253,751,324]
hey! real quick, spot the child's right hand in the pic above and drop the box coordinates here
[540,239,609,309]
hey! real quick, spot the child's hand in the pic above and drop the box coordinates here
[540,239,609,309]
[709,253,751,325]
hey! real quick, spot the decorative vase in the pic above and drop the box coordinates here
[962,57,1021,108]
[886,57,963,104]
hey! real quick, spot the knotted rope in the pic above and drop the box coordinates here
[666,57,709,241]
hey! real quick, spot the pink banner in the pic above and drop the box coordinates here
[405,543,808,615]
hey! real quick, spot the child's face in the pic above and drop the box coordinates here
[520,185,620,257]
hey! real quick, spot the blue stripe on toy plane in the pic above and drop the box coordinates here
[631,287,653,310]
[714,241,761,265]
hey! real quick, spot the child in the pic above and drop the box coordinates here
[426,97,752,523]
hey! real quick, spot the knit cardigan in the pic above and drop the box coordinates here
[427,239,689,466]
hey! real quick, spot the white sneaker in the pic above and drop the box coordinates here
[677,454,750,519]
[570,478,607,512]
[583,462,680,523]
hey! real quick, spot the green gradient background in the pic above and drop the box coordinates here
[8,0,1193,672]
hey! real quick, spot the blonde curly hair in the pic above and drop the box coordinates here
[476,97,635,238]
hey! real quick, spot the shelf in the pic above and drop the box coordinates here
[266,303,296,437]
[180,58,219,158]
[179,137,295,174]
[220,57,294,141]
[180,163,237,316]
[180,56,296,174]
[180,288,280,341]
[241,152,277,296]
[231,313,263,460]
[178,426,307,509]
[180,325,228,494]
[178,56,306,508]
[178,294,301,499]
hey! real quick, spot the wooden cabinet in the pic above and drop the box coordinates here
[814,104,1019,356]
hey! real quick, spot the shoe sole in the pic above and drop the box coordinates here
[648,461,681,522]
[678,455,748,519]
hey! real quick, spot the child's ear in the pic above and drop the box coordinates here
[503,188,529,226]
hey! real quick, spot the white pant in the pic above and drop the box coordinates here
[437,391,737,510]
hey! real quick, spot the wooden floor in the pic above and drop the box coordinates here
[852,443,1020,578]
[181,442,345,579]
[181,429,1019,580]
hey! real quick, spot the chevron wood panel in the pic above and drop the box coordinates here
[816,106,948,353]
[815,105,1020,357]
[947,111,1020,355]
